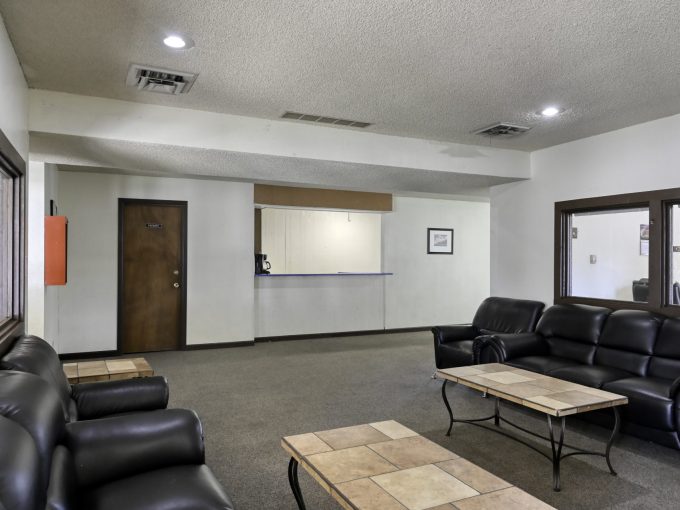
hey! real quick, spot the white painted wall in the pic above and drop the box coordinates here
[29,90,530,180]
[26,161,45,336]
[0,13,28,161]
[255,196,491,336]
[571,209,649,301]
[261,208,381,274]
[255,276,385,337]
[55,171,253,353]
[491,113,680,304]
[383,197,490,328]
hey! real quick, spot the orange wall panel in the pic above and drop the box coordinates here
[45,216,67,285]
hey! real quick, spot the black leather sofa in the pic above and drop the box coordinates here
[0,335,169,421]
[476,304,680,449]
[0,370,234,510]
[432,297,544,369]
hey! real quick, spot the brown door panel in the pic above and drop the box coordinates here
[119,201,186,353]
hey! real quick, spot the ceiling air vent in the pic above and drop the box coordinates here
[281,111,372,128]
[126,64,198,95]
[473,123,531,138]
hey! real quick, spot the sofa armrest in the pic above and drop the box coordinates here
[71,376,169,420]
[64,409,205,489]
[432,325,477,346]
[474,333,547,363]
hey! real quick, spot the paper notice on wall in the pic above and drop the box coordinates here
[640,239,649,256]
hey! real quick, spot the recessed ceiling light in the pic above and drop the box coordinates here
[163,34,194,50]
[541,106,562,117]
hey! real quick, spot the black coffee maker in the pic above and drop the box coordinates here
[255,253,271,274]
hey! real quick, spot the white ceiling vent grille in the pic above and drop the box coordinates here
[473,123,531,138]
[126,64,198,95]
[281,111,372,128]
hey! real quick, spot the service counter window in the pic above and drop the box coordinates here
[258,207,382,274]
[555,187,680,316]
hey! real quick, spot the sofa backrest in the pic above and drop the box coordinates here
[472,297,545,334]
[649,317,680,380]
[536,304,610,364]
[0,335,73,420]
[594,310,663,376]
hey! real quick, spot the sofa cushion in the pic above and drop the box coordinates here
[549,365,632,389]
[0,416,42,510]
[81,464,234,510]
[594,310,662,376]
[604,377,676,431]
[506,355,579,374]
[472,297,544,334]
[649,317,680,380]
[437,340,474,369]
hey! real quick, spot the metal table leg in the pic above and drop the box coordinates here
[547,415,565,492]
[288,457,306,509]
[605,406,621,475]
[442,379,454,436]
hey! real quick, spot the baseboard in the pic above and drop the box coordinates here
[59,350,119,361]
[184,340,255,350]
[255,327,430,343]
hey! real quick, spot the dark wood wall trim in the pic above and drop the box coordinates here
[0,127,26,354]
[554,186,680,318]
[254,184,393,211]
[59,350,120,361]
[185,340,255,350]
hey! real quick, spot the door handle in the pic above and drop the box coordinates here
[173,282,180,288]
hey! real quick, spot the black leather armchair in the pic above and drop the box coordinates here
[432,297,544,369]
[0,370,234,510]
[0,335,169,421]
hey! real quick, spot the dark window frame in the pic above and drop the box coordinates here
[0,128,25,356]
[554,187,680,318]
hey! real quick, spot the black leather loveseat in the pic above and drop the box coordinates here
[0,335,169,422]
[432,297,544,369]
[0,370,234,510]
[476,304,680,449]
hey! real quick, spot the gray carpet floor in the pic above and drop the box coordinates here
[140,332,680,509]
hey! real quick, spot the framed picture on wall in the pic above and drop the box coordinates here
[427,228,453,254]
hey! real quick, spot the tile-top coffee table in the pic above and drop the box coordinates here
[282,420,554,510]
[62,358,153,383]
[437,363,629,491]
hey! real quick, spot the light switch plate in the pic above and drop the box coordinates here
[590,255,597,264]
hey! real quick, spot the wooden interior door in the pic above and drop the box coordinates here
[119,199,187,353]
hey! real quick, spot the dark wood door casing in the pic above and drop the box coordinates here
[118,199,187,353]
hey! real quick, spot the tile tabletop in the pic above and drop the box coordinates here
[282,420,555,510]
[437,363,628,417]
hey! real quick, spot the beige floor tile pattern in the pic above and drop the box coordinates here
[372,465,479,510]
[370,420,419,440]
[284,432,333,456]
[316,424,392,450]
[451,486,555,510]
[368,436,459,469]
[436,458,512,494]
[307,446,398,484]
[335,478,407,510]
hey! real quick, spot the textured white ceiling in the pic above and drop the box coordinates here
[3,0,680,151]
[30,132,520,196]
